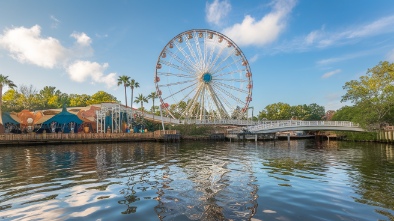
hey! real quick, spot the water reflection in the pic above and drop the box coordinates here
[0,140,393,220]
[154,143,258,220]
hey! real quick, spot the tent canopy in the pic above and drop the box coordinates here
[42,105,83,125]
[2,112,20,125]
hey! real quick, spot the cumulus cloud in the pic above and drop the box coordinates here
[0,25,66,68]
[321,69,341,79]
[222,0,296,47]
[206,0,232,26]
[0,25,117,87]
[71,32,92,46]
[67,60,117,88]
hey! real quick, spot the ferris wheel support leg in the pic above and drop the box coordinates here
[159,105,165,132]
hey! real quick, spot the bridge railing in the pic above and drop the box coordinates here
[247,120,360,132]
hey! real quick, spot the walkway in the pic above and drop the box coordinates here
[246,120,364,134]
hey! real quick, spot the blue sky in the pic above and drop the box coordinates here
[1,0,394,115]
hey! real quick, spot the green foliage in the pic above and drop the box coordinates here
[2,85,118,112]
[171,124,216,136]
[134,94,148,112]
[117,75,130,107]
[88,91,118,105]
[341,61,394,127]
[258,102,325,120]
[336,131,377,141]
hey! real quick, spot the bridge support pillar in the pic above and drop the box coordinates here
[287,133,290,145]
[255,134,257,142]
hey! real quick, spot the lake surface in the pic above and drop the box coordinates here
[0,140,393,221]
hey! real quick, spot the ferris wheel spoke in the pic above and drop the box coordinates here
[210,49,238,74]
[160,60,195,75]
[212,82,246,105]
[162,81,198,100]
[207,43,226,72]
[193,32,205,72]
[203,32,209,71]
[157,71,195,78]
[214,78,249,83]
[213,81,249,94]
[173,40,200,71]
[184,35,201,69]
[206,37,218,71]
[166,50,198,74]
[211,58,243,76]
[214,69,244,77]
[159,79,196,87]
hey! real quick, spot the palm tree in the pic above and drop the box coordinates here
[117,75,130,107]
[134,94,148,114]
[148,92,158,120]
[128,79,139,117]
[0,75,17,130]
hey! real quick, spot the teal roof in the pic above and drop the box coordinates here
[2,112,19,125]
[42,105,82,125]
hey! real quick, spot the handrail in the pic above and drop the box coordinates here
[245,120,362,132]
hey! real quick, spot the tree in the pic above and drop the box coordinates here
[88,91,118,105]
[128,79,139,118]
[17,84,40,110]
[69,94,91,107]
[304,103,325,120]
[148,92,158,120]
[264,102,292,120]
[341,61,394,127]
[38,86,61,109]
[134,94,148,114]
[2,89,22,112]
[117,75,130,107]
[0,75,17,129]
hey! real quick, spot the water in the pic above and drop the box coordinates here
[0,140,393,221]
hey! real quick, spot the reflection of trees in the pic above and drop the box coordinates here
[340,142,394,219]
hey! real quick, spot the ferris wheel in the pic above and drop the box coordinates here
[154,29,253,121]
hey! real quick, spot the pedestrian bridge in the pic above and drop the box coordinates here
[245,120,364,134]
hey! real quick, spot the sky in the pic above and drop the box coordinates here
[1,0,394,115]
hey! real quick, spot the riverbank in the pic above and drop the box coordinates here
[0,130,179,146]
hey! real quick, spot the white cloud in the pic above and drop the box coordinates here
[206,0,232,26]
[71,32,92,46]
[67,60,117,88]
[308,15,394,49]
[249,54,259,63]
[50,15,60,29]
[0,25,116,88]
[0,25,66,68]
[317,50,371,66]
[322,69,341,79]
[386,49,394,62]
[222,0,296,47]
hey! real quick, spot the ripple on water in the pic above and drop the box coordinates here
[0,141,393,220]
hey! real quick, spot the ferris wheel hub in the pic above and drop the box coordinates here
[202,73,212,83]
